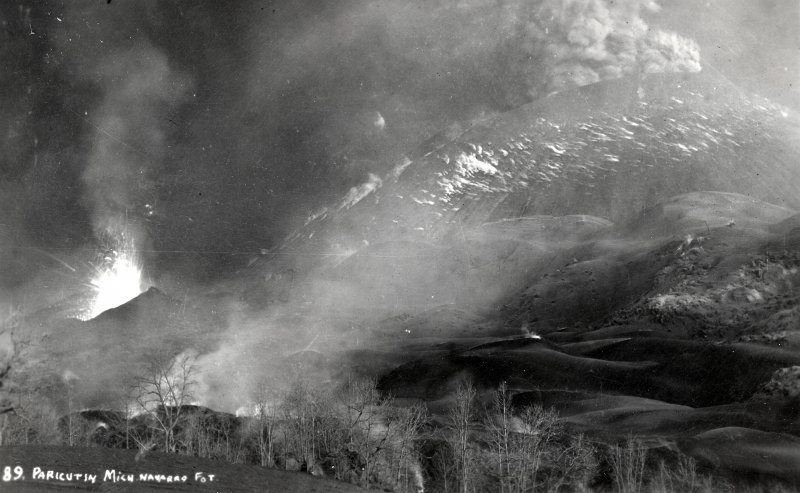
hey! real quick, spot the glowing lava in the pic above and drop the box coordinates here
[82,248,144,319]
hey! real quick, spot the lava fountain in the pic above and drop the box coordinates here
[81,232,145,320]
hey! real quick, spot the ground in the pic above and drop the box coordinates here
[0,445,361,492]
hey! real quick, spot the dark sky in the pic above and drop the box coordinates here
[0,0,797,301]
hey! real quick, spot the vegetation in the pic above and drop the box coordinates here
[0,372,788,492]
[130,351,198,454]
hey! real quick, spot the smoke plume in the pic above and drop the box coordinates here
[81,43,190,251]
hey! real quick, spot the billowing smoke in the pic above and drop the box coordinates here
[640,30,702,75]
[81,43,190,253]
[489,0,701,105]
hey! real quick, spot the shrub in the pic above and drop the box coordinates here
[1,393,61,445]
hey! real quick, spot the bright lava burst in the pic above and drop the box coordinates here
[82,247,144,320]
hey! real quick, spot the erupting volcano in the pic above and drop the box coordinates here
[71,223,147,321]
[82,246,144,320]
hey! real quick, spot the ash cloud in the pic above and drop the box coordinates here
[493,0,700,104]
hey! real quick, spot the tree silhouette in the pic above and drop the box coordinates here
[131,351,197,453]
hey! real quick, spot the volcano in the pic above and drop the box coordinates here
[247,71,798,273]
[237,70,800,321]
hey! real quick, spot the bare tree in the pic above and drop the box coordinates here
[608,436,648,493]
[280,377,327,472]
[389,402,429,492]
[131,351,197,453]
[486,381,513,492]
[132,435,157,462]
[337,376,394,488]
[249,380,282,468]
[0,306,25,441]
[1,392,60,445]
[60,372,81,446]
[116,386,144,451]
[509,405,560,492]
[651,452,731,493]
[447,378,477,493]
[547,433,597,491]
[432,440,457,493]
